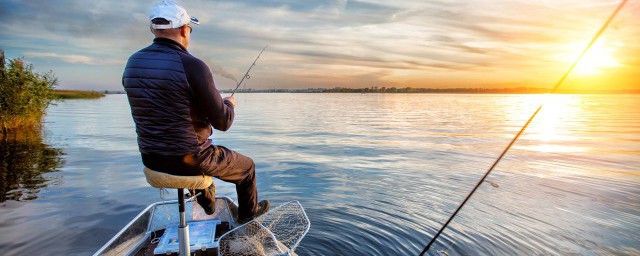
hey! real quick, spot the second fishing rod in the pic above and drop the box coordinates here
[418,0,628,255]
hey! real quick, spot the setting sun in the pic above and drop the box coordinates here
[568,41,621,75]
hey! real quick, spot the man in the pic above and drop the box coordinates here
[122,0,268,223]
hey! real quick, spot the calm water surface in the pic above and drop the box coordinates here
[0,93,638,255]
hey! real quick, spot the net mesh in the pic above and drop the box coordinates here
[219,201,310,256]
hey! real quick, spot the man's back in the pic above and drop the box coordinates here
[123,38,235,161]
[123,39,199,156]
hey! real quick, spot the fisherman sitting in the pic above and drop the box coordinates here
[122,0,269,223]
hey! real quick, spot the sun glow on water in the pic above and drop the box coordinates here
[509,95,587,153]
[531,95,587,153]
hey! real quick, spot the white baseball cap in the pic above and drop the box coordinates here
[149,0,199,29]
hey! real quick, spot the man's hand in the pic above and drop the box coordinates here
[223,96,236,107]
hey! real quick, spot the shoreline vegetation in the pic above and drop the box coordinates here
[1,50,56,132]
[51,90,105,99]
[219,87,639,94]
[0,49,105,132]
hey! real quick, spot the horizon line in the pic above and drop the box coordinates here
[62,87,640,94]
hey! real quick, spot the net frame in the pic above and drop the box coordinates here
[218,201,310,256]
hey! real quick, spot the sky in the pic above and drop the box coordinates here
[0,0,638,91]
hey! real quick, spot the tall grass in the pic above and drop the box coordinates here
[0,49,58,132]
[51,90,104,99]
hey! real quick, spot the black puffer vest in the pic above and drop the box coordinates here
[122,42,198,155]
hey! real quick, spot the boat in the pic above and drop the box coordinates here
[93,196,310,256]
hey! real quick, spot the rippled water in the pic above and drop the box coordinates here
[0,93,638,255]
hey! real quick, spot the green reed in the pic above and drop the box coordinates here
[50,90,105,99]
[0,49,58,132]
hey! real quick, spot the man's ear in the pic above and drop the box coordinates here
[181,26,189,37]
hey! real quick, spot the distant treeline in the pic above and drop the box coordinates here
[221,87,639,94]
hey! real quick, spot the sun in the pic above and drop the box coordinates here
[569,40,621,75]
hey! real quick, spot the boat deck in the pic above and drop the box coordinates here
[94,197,240,256]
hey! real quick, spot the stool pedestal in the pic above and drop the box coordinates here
[143,167,214,256]
[178,189,189,256]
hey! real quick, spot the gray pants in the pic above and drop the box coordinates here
[194,145,259,219]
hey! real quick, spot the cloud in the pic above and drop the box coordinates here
[0,0,638,90]
[23,52,94,64]
[23,51,124,65]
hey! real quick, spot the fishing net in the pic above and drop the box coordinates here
[218,201,310,256]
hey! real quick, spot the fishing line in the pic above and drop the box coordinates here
[419,1,628,255]
[243,79,249,105]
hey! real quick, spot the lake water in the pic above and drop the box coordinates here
[0,93,638,255]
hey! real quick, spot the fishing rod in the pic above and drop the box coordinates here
[419,1,628,255]
[230,45,268,96]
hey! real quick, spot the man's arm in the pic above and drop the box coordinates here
[184,57,234,131]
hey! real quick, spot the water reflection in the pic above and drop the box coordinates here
[0,94,638,255]
[0,129,64,202]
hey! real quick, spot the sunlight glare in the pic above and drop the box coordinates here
[511,95,586,154]
[566,40,620,75]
